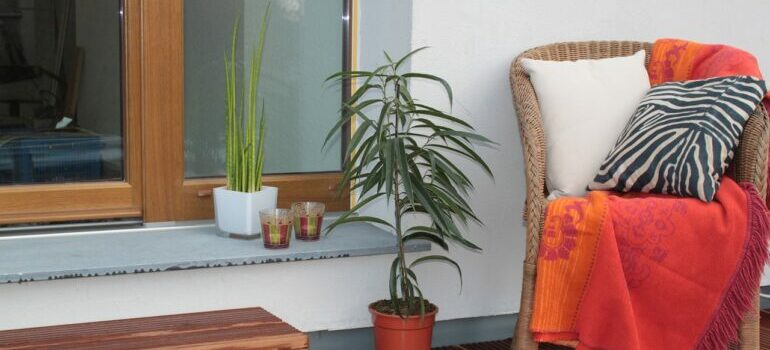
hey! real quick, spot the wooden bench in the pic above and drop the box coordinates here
[0,307,308,349]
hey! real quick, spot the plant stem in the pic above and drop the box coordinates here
[392,77,411,311]
[394,169,409,305]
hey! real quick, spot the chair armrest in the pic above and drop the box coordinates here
[732,105,769,196]
[510,54,549,265]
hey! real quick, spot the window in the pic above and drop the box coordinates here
[0,0,123,185]
[0,0,353,225]
[0,0,140,224]
[184,0,345,176]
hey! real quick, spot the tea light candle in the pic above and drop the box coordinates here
[291,202,326,241]
[259,208,293,249]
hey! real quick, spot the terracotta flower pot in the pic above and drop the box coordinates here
[369,302,438,350]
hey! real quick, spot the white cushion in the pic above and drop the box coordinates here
[520,50,650,199]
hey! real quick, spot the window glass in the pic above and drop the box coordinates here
[184,0,345,178]
[0,0,123,185]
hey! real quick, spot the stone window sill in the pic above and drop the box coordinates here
[0,215,430,284]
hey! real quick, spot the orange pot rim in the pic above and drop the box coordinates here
[369,301,439,332]
[369,300,438,319]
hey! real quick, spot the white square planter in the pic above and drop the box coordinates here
[213,185,278,238]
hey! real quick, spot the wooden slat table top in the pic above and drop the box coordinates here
[0,307,308,350]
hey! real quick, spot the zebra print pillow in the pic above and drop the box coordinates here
[589,75,767,201]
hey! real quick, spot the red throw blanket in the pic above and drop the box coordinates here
[648,38,770,204]
[531,178,770,349]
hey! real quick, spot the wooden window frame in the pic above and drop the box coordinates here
[0,0,357,224]
[0,0,354,225]
[143,0,353,222]
[0,0,143,224]
[143,0,357,222]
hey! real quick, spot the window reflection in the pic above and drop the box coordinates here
[184,0,345,177]
[0,0,122,184]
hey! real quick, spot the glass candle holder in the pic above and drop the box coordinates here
[291,202,326,241]
[259,209,293,249]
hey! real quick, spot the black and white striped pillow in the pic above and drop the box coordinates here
[589,76,766,201]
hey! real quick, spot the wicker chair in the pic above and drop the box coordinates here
[509,41,769,350]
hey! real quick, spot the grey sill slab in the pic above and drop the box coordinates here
[0,218,430,284]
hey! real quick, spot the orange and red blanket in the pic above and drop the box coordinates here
[531,178,770,349]
[648,38,770,204]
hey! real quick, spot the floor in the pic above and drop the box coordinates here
[433,339,511,350]
[434,339,566,350]
[437,310,770,350]
[762,310,770,350]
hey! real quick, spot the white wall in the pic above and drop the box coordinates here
[2,0,770,333]
[407,0,770,287]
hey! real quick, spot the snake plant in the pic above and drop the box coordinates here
[224,6,269,193]
[325,48,494,317]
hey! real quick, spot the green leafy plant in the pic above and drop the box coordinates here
[325,48,494,317]
[224,6,270,193]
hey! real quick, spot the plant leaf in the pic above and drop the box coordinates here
[325,193,385,234]
[324,215,394,234]
[435,130,496,144]
[410,255,463,290]
[389,257,401,315]
[410,106,473,129]
[403,231,449,250]
[403,72,453,106]
[394,46,429,70]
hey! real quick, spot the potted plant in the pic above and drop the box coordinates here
[325,48,493,350]
[213,8,277,238]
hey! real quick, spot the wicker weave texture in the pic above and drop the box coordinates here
[509,41,768,350]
